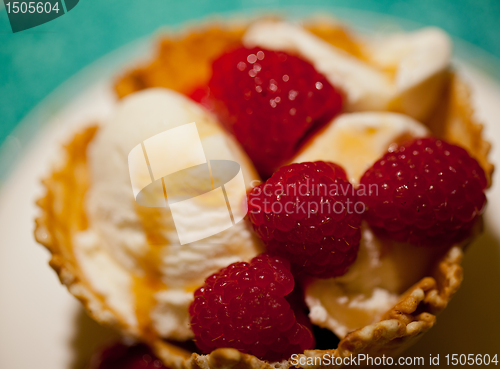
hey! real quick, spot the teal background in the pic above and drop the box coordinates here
[1,0,500,149]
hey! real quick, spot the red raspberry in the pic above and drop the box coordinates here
[88,342,168,369]
[247,162,361,278]
[359,137,487,246]
[208,46,343,177]
[189,254,315,361]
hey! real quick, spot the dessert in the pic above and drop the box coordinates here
[35,16,493,369]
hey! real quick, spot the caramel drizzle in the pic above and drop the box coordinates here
[133,205,170,341]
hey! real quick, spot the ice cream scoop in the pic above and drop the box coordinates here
[76,88,262,340]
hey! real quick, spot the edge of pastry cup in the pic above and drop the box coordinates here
[35,19,494,369]
[34,126,140,337]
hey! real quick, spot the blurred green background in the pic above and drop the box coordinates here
[1,0,500,149]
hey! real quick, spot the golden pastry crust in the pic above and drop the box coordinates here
[115,25,245,99]
[35,19,494,368]
[428,74,494,187]
[35,126,141,339]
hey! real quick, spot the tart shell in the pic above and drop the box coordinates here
[35,20,493,368]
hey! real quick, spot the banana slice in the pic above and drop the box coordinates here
[292,112,429,185]
[366,27,451,121]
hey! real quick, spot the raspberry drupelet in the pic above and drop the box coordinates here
[207,46,343,178]
[360,137,487,246]
[247,161,361,278]
[189,254,314,361]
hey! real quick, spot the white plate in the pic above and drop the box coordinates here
[1,23,499,369]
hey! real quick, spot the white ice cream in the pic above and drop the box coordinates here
[73,89,262,340]
[305,223,441,338]
[292,112,436,338]
[243,20,451,121]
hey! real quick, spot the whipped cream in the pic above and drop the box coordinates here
[243,20,451,120]
[75,89,262,340]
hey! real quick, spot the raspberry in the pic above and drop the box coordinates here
[189,254,315,361]
[359,137,487,246]
[88,343,168,369]
[247,162,361,278]
[208,46,343,177]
